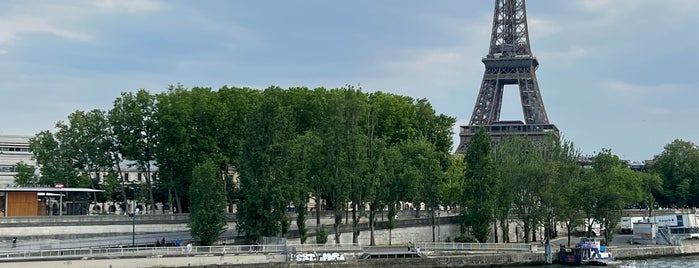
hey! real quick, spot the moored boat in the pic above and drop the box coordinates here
[558,237,615,266]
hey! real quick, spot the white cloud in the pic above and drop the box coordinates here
[528,17,560,38]
[0,1,163,46]
[0,16,92,45]
[0,49,6,55]
[574,0,699,26]
[94,0,162,12]
[597,80,698,120]
[604,80,692,93]
[365,46,479,98]
[536,46,587,64]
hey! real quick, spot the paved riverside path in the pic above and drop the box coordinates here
[0,253,288,268]
[1,230,199,251]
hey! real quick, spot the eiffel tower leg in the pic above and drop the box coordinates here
[518,73,549,125]
[469,78,503,126]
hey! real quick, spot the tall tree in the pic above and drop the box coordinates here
[29,131,83,187]
[109,89,159,211]
[217,86,262,212]
[492,134,522,243]
[342,88,369,244]
[443,155,466,212]
[286,131,323,244]
[651,139,699,207]
[237,87,296,242]
[56,109,116,212]
[461,128,497,242]
[402,138,443,242]
[547,139,584,246]
[317,89,351,244]
[189,159,227,246]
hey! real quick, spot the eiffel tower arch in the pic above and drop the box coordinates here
[456,0,559,154]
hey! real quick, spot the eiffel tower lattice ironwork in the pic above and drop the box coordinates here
[456,0,559,154]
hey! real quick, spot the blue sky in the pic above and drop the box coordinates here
[1,0,697,161]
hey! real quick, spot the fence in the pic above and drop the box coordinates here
[0,242,530,262]
[417,242,532,251]
[0,243,364,262]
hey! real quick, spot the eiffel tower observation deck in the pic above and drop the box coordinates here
[456,0,559,154]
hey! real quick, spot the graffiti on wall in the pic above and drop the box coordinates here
[293,252,346,262]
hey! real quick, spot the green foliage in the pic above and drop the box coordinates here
[461,128,497,242]
[29,131,81,187]
[651,139,699,207]
[579,149,648,241]
[453,234,476,243]
[109,90,158,210]
[33,84,455,246]
[443,155,465,210]
[316,225,329,244]
[13,161,38,186]
[189,159,227,246]
[103,172,121,203]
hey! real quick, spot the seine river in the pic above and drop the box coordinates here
[505,254,699,267]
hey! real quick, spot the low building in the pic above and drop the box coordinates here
[0,187,102,217]
[0,135,35,187]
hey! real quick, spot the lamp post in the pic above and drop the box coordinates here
[437,209,441,242]
[132,208,140,247]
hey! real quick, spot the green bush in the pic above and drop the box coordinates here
[454,235,477,243]
[316,225,328,244]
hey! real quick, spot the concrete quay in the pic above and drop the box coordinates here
[1,239,698,268]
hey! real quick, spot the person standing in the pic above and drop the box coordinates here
[12,237,17,248]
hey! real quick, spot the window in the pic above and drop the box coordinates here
[0,165,16,173]
[124,173,130,181]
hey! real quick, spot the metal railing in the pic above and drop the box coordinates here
[416,242,532,251]
[0,243,364,262]
[0,242,535,262]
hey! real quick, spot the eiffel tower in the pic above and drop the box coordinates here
[456,0,559,153]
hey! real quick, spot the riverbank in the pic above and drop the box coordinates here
[2,235,698,268]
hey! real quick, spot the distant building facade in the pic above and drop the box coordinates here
[0,135,35,187]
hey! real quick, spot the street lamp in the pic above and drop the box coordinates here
[437,209,441,242]
[132,208,140,247]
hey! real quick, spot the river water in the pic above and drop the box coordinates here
[506,255,699,267]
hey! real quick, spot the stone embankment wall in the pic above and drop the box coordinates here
[0,214,464,246]
[0,214,194,239]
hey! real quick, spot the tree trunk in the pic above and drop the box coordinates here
[566,222,572,246]
[334,209,342,244]
[174,187,181,214]
[369,205,376,246]
[315,186,321,225]
[332,190,342,244]
[431,206,436,242]
[500,216,510,243]
[222,164,234,213]
[532,227,537,243]
[114,156,128,215]
[146,164,156,212]
[493,217,499,243]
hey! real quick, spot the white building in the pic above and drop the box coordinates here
[0,135,35,187]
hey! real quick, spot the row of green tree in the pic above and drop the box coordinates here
[15,83,699,246]
[463,130,699,245]
[21,85,456,245]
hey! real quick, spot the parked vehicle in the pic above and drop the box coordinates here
[620,216,646,234]
[652,214,698,228]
